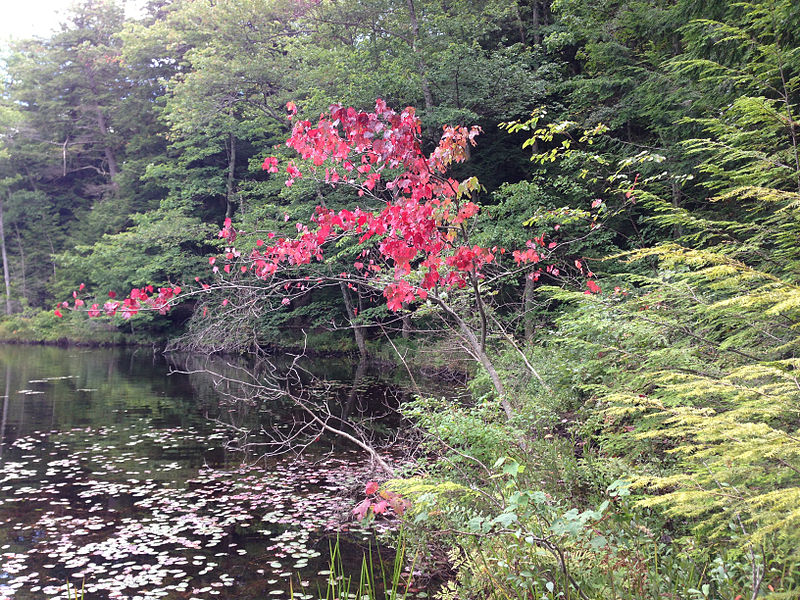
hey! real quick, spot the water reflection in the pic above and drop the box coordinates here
[0,345,446,600]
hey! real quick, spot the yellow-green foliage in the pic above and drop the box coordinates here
[554,241,800,552]
[386,477,476,502]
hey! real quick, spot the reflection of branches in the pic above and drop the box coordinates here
[167,348,396,474]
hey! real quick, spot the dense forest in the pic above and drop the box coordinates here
[1,0,799,597]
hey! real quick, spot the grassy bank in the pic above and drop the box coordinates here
[0,312,472,385]
[0,310,155,346]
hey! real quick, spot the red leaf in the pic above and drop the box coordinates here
[586,280,601,294]
[352,499,371,521]
[262,156,279,173]
[365,481,379,495]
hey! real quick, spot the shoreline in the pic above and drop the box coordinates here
[0,334,470,382]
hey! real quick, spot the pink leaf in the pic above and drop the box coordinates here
[352,499,371,521]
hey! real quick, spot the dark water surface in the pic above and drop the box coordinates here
[0,346,440,600]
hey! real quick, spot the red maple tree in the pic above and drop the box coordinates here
[59,100,604,419]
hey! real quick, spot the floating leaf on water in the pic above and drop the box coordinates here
[0,384,408,600]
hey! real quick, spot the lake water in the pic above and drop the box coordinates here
[0,345,445,600]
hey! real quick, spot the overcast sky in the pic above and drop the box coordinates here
[0,0,146,45]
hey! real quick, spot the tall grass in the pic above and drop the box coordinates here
[65,579,84,599]
[306,533,415,600]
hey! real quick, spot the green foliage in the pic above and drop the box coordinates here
[392,449,785,600]
[404,395,523,475]
[0,308,128,344]
[524,243,800,583]
[55,208,216,298]
[3,0,800,596]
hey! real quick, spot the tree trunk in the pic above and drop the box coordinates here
[532,0,541,45]
[402,313,411,339]
[340,281,367,359]
[13,224,26,303]
[524,273,535,341]
[85,67,119,187]
[226,132,237,219]
[0,198,12,314]
[470,273,489,352]
[46,233,57,279]
[98,114,120,181]
[514,2,527,45]
[405,0,434,114]
[434,296,513,420]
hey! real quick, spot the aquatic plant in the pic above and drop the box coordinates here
[312,533,415,600]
